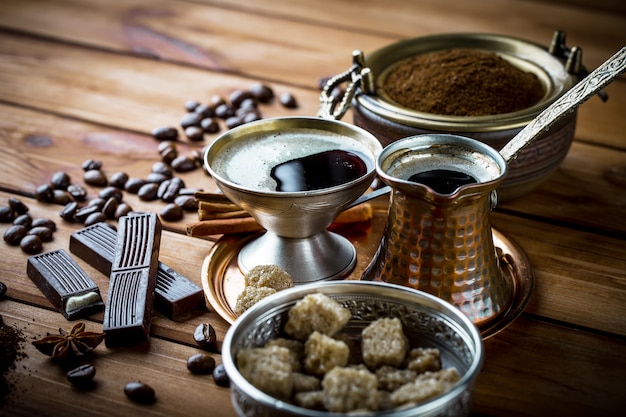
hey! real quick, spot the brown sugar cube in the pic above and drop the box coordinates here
[415,368,461,385]
[236,345,293,399]
[266,338,305,372]
[390,367,461,407]
[292,372,321,393]
[284,293,351,341]
[376,366,418,391]
[244,264,293,291]
[304,331,350,376]
[294,390,325,410]
[362,318,409,369]
[234,286,276,315]
[406,347,442,374]
[321,366,379,412]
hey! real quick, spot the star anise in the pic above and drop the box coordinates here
[32,322,105,362]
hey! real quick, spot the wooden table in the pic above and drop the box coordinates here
[1,0,625,416]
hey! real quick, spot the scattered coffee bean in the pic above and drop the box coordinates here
[98,186,123,202]
[84,169,107,187]
[67,364,96,388]
[0,206,14,223]
[191,150,204,167]
[12,213,32,228]
[162,178,184,202]
[194,104,213,118]
[225,115,244,129]
[114,203,133,219]
[124,177,147,194]
[50,171,71,190]
[51,189,72,205]
[88,197,107,210]
[31,218,56,231]
[174,195,198,211]
[67,183,88,201]
[0,281,6,299]
[146,172,169,184]
[214,103,235,119]
[4,225,28,246]
[237,98,258,113]
[84,212,107,227]
[8,197,29,214]
[152,126,179,142]
[193,322,217,351]
[20,234,43,254]
[279,92,298,108]
[160,203,183,221]
[184,100,200,112]
[137,183,159,201]
[200,117,219,134]
[212,363,230,387]
[157,141,176,154]
[178,187,203,196]
[209,95,225,108]
[171,156,196,173]
[34,184,54,202]
[229,90,254,108]
[242,111,261,124]
[59,201,79,221]
[28,226,54,242]
[180,112,203,129]
[184,126,204,142]
[249,83,274,103]
[187,353,216,375]
[160,147,178,164]
[74,204,101,223]
[151,162,172,177]
[82,159,103,171]
[102,197,119,219]
[124,381,156,405]
[109,172,129,189]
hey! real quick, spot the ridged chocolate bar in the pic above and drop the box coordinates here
[103,212,161,347]
[26,249,104,320]
[70,222,205,320]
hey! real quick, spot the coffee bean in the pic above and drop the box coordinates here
[214,103,235,119]
[51,190,72,205]
[180,112,202,129]
[98,186,123,202]
[184,100,200,112]
[137,183,159,201]
[212,363,230,387]
[151,162,172,177]
[67,184,88,201]
[191,150,203,167]
[20,234,43,254]
[51,171,71,190]
[174,195,198,211]
[74,204,101,223]
[171,156,196,173]
[178,187,203,196]
[102,197,118,219]
[146,172,169,184]
[109,172,129,189]
[187,353,216,375]
[84,212,107,227]
[0,206,14,223]
[249,83,274,103]
[229,90,254,108]
[242,111,261,124]
[162,178,183,202]
[209,95,225,108]
[0,281,6,299]
[194,104,214,118]
[160,203,183,221]
[200,117,219,134]
[184,126,204,142]
[193,322,217,351]
[160,147,178,165]
[114,203,133,220]
[8,197,29,214]
[67,364,96,388]
[124,381,156,405]
[13,213,32,228]
[237,98,258,113]
[28,226,54,242]
[88,197,106,210]
[279,92,298,108]
[34,184,54,202]
[31,218,57,231]
[225,115,244,129]
[3,225,28,246]
[59,201,79,221]
[82,159,103,171]
[152,126,179,142]
[124,178,147,194]
[157,179,171,200]
[157,141,177,154]
[84,169,107,187]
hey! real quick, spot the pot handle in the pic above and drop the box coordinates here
[317,50,374,120]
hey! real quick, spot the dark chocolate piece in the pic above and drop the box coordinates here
[103,212,161,347]
[26,249,104,320]
[70,222,205,320]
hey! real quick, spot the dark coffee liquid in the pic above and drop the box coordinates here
[407,169,477,194]
[271,150,368,192]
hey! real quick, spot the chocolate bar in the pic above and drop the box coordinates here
[70,222,205,321]
[103,212,161,347]
[26,249,104,320]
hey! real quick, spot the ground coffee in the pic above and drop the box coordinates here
[383,48,545,116]
[0,316,27,402]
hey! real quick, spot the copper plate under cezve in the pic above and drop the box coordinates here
[201,220,533,340]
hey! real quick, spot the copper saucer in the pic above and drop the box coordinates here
[201,227,533,339]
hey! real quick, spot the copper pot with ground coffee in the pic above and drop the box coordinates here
[319,31,600,201]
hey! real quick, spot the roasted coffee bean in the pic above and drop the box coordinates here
[13,214,32,228]
[34,184,54,202]
[108,172,129,189]
[279,92,298,108]
[160,203,183,221]
[59,201,79,221]
[200,117,219,134]
[8,197,29,214]
[124,381,156,405]
[152,126,179,142]
[51,189,72,205]
[84,212,107,227]
[157,141,176,154]
[102,197,119,219]
[185,126,204,142]
[67,364,96,388]
[0,206,14,223]
[160,147,178,164]
[31,218,56,231]
[50,171,72,190]
[99,186,123,202]
[137,183,159,201]
[214,103,235,119]
[4,225,28,246]
[184,100,200,112]
[124,177,147,194]
[193,322,217,351]
[229,89,254,108]
[178,187,202,196]
[242,111,261,124]
[171,156,196,173]
[162,178,183,202]
[212,363,230,387]
[88,197,107,210]
[81,159,103,171]
[28,226,54,242]
[194,104,213,118]
[225,115,244,129]
[209,95,225,108]
[151,162,172,177]
[67,184,88,201]
[237,98,257,113]
[0,281,6,299]
[146,172,169,184]
[74,204,101,223]
[114,203,133,219]
[249,83,274,103]
[84,169,107,187]
[20,234,43,254]
[180,112,202,129]
[187,353,216,375]
[174,195,199,211]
